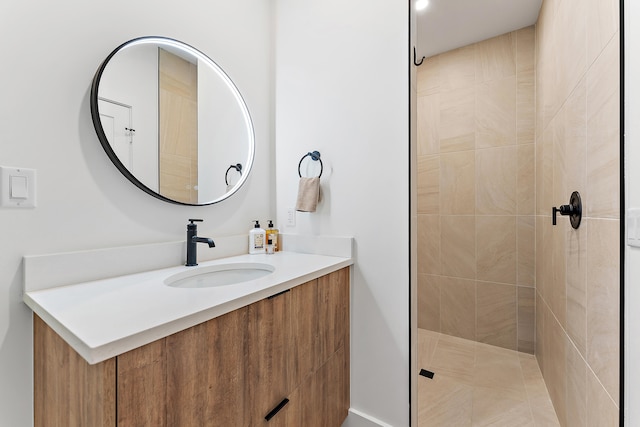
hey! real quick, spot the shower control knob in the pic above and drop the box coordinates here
[552,191,582,229]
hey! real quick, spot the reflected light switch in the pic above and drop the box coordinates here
[1,166,36,208]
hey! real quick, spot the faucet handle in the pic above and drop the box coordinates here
[188,218,203,223]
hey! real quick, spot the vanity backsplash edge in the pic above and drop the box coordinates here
[23,234,354,293]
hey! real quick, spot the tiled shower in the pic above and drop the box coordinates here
[416,0,620,423]
[417,26,536,353]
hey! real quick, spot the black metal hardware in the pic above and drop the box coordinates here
[186,219,215,266]
[265,398,289,421]
[267,289,291,300]
[298,151,323,178]
[414,47,425,66]
[552,191,582,229]
[419,369,435,379]
[224,163,242,186]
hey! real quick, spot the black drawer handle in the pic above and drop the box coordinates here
[267,289,290,300]
[265,398,289,421]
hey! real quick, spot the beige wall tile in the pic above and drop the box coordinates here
[517,70,535,145]
[439,86,476,152]
[417,55,440,96]
[417,155,439,214]
[476,76,517,148]
[550,219,567,328]
[566,339,587,427]
[586,219,620,405]
[440,151,475,215]
[441,215,476,279]
[557,0,587,104]
[517,144,535,215]
[541,218,553,302]
[535,216,545,299]
[586,369,619,427]
[476,281,517,350]
[541,125,554,216]
[417,94,440,156]
[545,310,567,426]
[564,77,587,195]
[587,0,619,68]
[516,26,535,73]
[475,32,516,83]
[535,138,544,215]
[418,274,440,331]
[417,214,440,275]
[552,109,567,206]
[535,292,545,375]
[439,44,476,91]
[476,146,517,215]
[586,34,620,219]
[517,216,535,287]
[477,216,517,284]
[566,219,587,357]
[517,286,535,354]
[440,277,476,340]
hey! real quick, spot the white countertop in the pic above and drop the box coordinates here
[24,251,352,364]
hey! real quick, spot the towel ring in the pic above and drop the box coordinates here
[298,151,323,178]
[225,163,242,185]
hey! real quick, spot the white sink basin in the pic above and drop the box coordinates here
[165,262,275,288]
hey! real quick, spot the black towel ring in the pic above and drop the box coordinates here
[298,151,323,178]
[225,163,242,185]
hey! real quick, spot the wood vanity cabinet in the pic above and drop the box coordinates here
[34,267,349,427]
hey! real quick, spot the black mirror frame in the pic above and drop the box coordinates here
[90,36,255,206]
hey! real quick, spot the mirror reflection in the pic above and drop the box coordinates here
[90,37,254,205]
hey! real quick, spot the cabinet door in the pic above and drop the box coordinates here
[317,267,349,367]
[289,279,318,388]
[165,307,247,426]
[34,315,116,427]
[286,343,348,427]
[285,268,350,427]
[245,290,291,426]
[117,339,166,427]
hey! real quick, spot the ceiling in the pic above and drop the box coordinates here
[416,0,543,59]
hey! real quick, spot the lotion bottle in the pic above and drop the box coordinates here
[266,220,279,252]
[249,220,266,254]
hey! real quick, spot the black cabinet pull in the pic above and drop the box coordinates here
[267,289,290,300]
[265,398,289,421]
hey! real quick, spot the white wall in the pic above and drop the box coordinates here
[274,1,410,425]
[0,1,273,425]
[625,1,639,424]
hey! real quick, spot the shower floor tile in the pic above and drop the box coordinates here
[418,329,560,427]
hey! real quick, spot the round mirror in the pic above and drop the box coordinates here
[90,36,255,205]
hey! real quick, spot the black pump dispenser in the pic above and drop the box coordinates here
[254,220,261,228]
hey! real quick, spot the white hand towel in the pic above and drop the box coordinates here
[295,177,320,212]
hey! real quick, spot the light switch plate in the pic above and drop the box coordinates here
[0,166,36,208]
[287,207,296,227]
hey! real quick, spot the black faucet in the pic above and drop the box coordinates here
[186,219,215,266]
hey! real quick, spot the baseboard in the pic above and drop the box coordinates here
[342,408,394,427]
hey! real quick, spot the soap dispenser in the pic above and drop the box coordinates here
[249,220,266,254]
[266,220,279,252]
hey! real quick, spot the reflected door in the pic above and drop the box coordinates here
[159,48,198,204]
[98,99,133,169]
